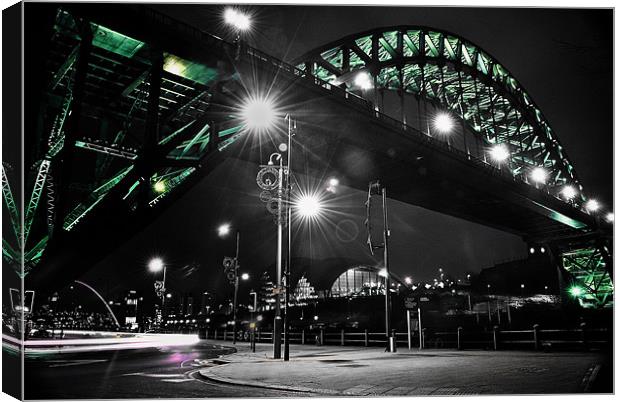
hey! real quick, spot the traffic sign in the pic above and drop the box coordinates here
[404,296,417,309]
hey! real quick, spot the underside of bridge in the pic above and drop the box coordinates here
[4,4,612,308]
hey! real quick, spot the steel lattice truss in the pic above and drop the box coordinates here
[562,247,613,308]
[294,27,586,204]
[3,9,242,277]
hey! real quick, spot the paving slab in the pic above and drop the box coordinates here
[199,341,608,395]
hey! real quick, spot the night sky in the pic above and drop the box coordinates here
[80,5,612,304]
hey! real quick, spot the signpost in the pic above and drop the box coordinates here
[404,296,417,349]
[404,296,427,349]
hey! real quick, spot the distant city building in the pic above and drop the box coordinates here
[330,266,386,298]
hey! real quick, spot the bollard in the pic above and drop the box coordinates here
[421,328,426,349]
[364,329,369,347]
[257,330,261,343]
[492,325,499,350]
[533,324,540,350]
[391,329,397,351]
[301,329,305,345]
[341,329,345,346]
[214,329,218,340]
[580,322,588,350]
[223,329,227,341]
[457,327,463,350]
[320,328,324,345]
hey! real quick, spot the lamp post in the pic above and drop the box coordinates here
[366,181,396,352]
[274,153,284,359]
[283,114,294,362]
[149,257,167,325]
[249,290,257,352]
[218,224,246,344]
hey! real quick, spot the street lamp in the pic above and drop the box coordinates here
[605,212,614,223]
[354,71,373,90]
[326,177,339,193]
[530,167,547,184]
[561,185,577,200]
[218,224,242,344]
[223,7,251,32]
[148,257,167,325]
[294,194,323,220]
[432,112,454,134]
[489,144,510,163]
[240,95,277,134]
[585,199,600,212]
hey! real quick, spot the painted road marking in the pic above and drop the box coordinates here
[161,378,194,383]
[48,359,107,368]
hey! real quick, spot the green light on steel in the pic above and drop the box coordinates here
[91,24,145,59]
[163,53,218,85]
[569,285,584,298]
[153,181,166,193]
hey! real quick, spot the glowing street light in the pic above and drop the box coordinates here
[404,276,413,285]
[569,285,584,297]
[561,185,577,200]
[148,257,164,273]
[585,199,600,212]
[432,112,454,134]
[326,177,340,193]
[295,194,322,218]
[217,223,231,237]
[530,167,548,184]
[223,8,251,31]
[605,212,614,223]
[489,144,510,162]
[241,273,250,280]
[240,96,277,132]
[153,180,166,193]
[354,71,373,90]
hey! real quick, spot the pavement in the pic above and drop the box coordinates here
[199,341,611,396]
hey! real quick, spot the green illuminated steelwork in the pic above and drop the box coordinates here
[91,24,145,59]
[2,164,21,248]
[295,27,584,203]
[75,140,138,160]
[163,53,218,85]
[23,160,51,246]
[2,239,19,266]
[148,167,196,207]
[562,247,613,308]
[63,166,134,231]
[158,120,198,146]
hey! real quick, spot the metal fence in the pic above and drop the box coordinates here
[205,325,610,351]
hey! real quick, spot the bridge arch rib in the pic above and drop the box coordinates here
[293,26,585,206]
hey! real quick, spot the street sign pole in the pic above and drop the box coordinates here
[407,310,412,350]
[418,307,423,350]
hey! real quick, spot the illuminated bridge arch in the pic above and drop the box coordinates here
[294,26,585,203]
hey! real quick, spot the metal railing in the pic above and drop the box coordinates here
[205,324,610,351]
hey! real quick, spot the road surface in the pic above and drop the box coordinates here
[20,340,306,399]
